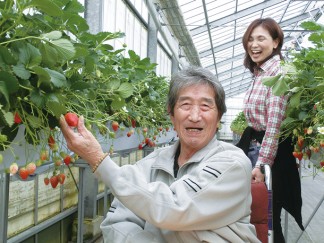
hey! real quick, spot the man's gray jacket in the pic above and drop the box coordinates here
[95,136,260,243]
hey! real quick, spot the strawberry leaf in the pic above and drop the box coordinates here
[117,82,133,98]
[12,64,31,80]
[49,39,75,60]
[47,100,67,118]
[18,43,42,68]
[45,68,67,88]
[262,75,281,87]
[41,31,62,40]
[31,0,63,17]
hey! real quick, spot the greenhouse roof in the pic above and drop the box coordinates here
[155,0,324,98]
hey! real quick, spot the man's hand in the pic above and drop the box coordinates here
[59,115,105,168]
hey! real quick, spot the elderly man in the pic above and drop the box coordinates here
[60,66,260,243]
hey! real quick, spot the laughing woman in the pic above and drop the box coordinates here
[236,17,304,243]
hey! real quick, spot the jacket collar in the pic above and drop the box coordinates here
[151,135,219,172]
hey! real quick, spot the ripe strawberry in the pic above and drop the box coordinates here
[131,119,136,128]
[145,137,150,144]
[50,175,59,188]
[292,151,303,161]
[14,112,22,124]
[127,131,132,137]
[19,167,29,180]
[305,149,311,159]
[64,112,79,127]
[320,161,324,167]
[48,135,55,149]
[165,127,170,132]
[297,136,304,149]
[111,121,119,132]
[9,163,19,174]
[57,173,66,184]
[158,127,163,132]
[26,162,36,175]
[64,155,72,166]
[44,177,50,185]
[138,144,143,150]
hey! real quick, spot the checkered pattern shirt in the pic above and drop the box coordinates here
[243,55,288,167]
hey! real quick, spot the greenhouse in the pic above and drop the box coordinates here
[0,0,323,242]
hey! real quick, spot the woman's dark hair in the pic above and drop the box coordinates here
[242,18,284,73]
[167,66,227,120]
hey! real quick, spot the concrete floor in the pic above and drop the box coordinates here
[94,163,324,243]
[281,163,324,243]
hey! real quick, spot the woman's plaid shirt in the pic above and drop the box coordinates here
[243,55,288,167]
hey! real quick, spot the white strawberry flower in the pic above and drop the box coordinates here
[318,127,324,135]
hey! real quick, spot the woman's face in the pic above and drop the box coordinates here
[247,25,279,65]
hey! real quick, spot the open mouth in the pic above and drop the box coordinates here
[251,50,262,55]
[186,128,203,131]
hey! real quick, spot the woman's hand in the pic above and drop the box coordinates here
[59,115,105,168]
[251,167,265,182]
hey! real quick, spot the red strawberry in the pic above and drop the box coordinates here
[142,127,148,133]
[19,167,29,180]
[320,161,324,167]
[165,127,170,132]
[64,112,79,127]
[44,177,50,185]
[297,136,304,149]
[48,135,55,149]
[64,155,72,166]
[138,144,143,150]
[111,121,119,132]
[127,131,132,137]
[14,112,22,124]
[131,119,136,128]
[26,162,36,175]
[145,137,150,144]
[50,175,59,188]
[57,173,66,184]
[292,151,303,161]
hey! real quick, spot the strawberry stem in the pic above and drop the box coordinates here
[67,164,79,192]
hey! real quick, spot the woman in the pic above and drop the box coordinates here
[237,18,303,242]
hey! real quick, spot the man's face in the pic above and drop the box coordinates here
[170,83,219,153]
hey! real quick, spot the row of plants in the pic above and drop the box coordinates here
[263,20,324,171]
[0,0,172,184]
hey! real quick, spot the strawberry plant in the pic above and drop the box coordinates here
[0,0,172,177]
[262,21,324,170]
[230,111,248,135]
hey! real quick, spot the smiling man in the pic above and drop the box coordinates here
[60,66,260,243]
